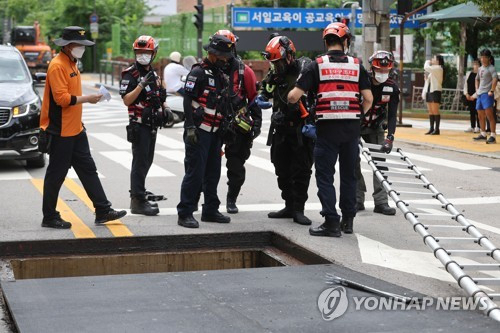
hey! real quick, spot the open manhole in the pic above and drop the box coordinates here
[0,231,330,280]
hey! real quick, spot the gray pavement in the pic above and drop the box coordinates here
[1,77,500,331]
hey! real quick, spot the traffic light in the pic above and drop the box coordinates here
[397,0,413,16]
[194,4,204,31]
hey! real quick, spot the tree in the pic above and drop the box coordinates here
[471,0,500,16]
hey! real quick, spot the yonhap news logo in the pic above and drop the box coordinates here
[317,286,349,321]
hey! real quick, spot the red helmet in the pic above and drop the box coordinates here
[262,36,296,62]
[133,35,158,52]
[322,22,351,41]
[214,30,238,44]
[369,50,395,70]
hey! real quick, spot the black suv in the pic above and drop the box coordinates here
[0,45,45,167]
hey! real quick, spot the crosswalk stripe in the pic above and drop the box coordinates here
[156,150,185,163]
[100,151,175,177]
[156,133,185,149]
[63,178,133,237]
[66,168,105,179]
[0,167,31,180]
[404,152,490,171]
[89,133,129,150]
[84,118,128,125]
[31,178,96,238]
[246,155,275,173]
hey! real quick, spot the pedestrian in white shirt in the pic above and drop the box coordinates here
[163,51,189,96]
[423,55,444,135]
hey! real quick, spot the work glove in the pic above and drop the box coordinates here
[255,95,272,109]
[381,135,394,154]
[186,127,198,145]
[251,127,261,140]
[139,71,155,89]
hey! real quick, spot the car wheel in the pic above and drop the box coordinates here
[26,153,46,168]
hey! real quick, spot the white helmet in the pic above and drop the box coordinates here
[169,51,181,63]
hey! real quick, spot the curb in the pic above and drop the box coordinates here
[397,138,500,160]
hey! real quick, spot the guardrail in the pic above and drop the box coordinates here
[99,60,130,87]
[412,86,468,112]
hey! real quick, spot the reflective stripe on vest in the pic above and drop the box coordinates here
[316,55,361,121]
[362,84,394,127]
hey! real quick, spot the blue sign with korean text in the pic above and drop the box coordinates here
[232,7,425,29]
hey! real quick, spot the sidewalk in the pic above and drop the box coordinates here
[81,73,500,158]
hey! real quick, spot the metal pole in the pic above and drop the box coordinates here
[425,1,433,60]
[197,0,203,60]
[93,0,97,73]
[398,0,441,125]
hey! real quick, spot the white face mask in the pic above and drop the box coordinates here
[71,46,85,59]
[374,72,389,83]
[136,54,152,65]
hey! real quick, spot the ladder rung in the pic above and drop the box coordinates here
[363,143,383,149]
[416,214,455,220]
[397,190,435,196]
[373,161,409,169]
[407,201,445,207]
[388,180,426,189]
[473,278,500,285]
[424,224,464,229]
[368,151,403,160]
[447,250,492,257]
[434,237,478,244]
[381,171,418,179]
[460,264,500,271]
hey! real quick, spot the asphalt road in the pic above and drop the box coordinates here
[1,82,500,330]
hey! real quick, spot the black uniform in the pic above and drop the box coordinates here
[120,62,166,206]
[296,50,370,233]
[355,76,399,207]
[261,58,313,215]
[224,57,262,205]
[177,59,228,219]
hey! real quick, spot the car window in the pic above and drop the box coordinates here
[0,51,30,83]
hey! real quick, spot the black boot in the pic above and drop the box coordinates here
[226,188,239,214]
[130,197,159,216]
[201,211,231,223]
[340,216,354,234]
[178,215,199,228]
[431,115,440,135]
[268,206,294,219]
[356,202,365,212]
[425,115,435,135]
[309,218,341,237]
[42,216,72,229]
[374,203,396,215]
[95,209,127,224]
[293,211,312,225]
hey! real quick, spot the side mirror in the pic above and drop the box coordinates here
[34,73,47,82]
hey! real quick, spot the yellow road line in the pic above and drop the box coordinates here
[31,179,96,239]
[63,178,133,237]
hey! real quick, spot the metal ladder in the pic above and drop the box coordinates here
[360,141,500,321]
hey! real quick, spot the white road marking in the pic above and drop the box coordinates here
[156,134,185,149]
[66,168,104,179]
[0,167,31,180]
[156,150,185,163]
[246,155,276,173]
[89,133,130,150]
[100,151,174,177]
[404,152,490,171]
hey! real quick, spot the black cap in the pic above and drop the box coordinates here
[54,26,94,47]
[203,35,233,58]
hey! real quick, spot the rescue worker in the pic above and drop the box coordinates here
[177,35,233,228]
[120,35,172,216]
[355,51,398,216]
[40,26,126,228]
[257,35,314,226]
[288,22,373,237]
[212,30,262,214]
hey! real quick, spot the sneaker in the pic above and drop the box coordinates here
[474,127,480,133]
[486,136,496,144]
[95,209,127,224]
[473,134,487,141]
[464,127,473,133]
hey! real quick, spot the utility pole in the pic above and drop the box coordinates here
[342,2,359,55]
[425,1,432,60]
[93,0,97,73]
[194,0,204,60]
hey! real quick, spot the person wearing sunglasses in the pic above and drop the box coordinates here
[355,50,399,216]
